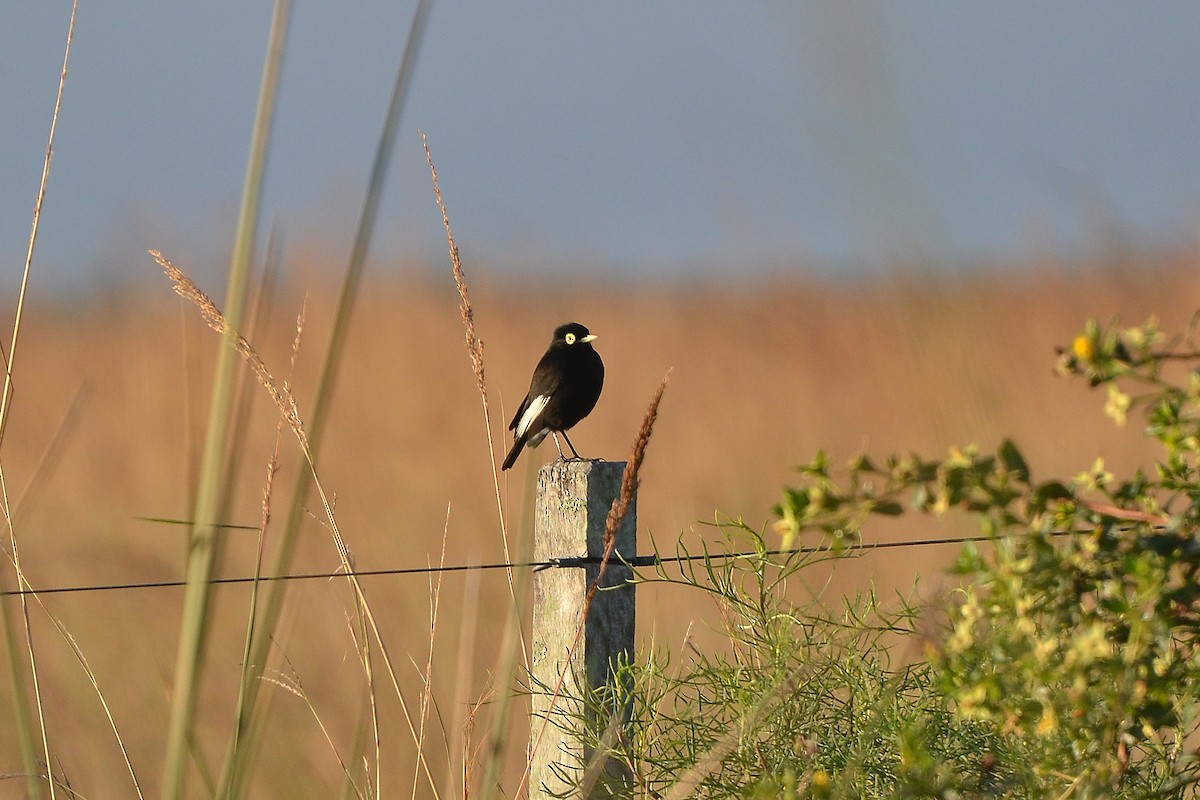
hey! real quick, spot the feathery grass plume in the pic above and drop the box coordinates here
[151,250,306,446]
[422,131,485,393]
[602,370,670,554]
[219,226,285,525]
[421,123,547,794]
[573,372,669,789]
[586,369,671,610]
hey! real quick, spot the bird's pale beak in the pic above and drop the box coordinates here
[581,334,598,343]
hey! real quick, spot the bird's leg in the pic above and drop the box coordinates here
[560,431,586,461]
[551,432,567,461]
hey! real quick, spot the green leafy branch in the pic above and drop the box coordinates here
[773,315,1200,798]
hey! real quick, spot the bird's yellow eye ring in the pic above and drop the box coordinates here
[565,332,577,345]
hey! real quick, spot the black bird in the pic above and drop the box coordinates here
[502,322,605,471]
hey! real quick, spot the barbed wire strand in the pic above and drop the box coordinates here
[0,529,1089,599]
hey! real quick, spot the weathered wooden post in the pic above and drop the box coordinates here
[530,460,636,799]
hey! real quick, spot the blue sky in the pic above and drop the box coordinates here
[3,2,1199,290]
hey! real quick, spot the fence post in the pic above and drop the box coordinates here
[529,459,636,799]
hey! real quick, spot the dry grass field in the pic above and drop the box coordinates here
[0,248,1196,796]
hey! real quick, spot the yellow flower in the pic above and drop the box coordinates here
[1073,334,1095,361]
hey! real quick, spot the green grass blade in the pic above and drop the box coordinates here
[0,583,43,799]
[160,4,291,800]
[215,2,432,798]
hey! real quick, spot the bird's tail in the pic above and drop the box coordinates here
[501,435,526,471]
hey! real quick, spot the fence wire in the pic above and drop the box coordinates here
[0,530,1082,598]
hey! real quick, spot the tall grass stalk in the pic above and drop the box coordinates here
[21,588,147,799]
[267,651,369,799]
[0,384,94,795]
[228,292,298,774]
[422,133,524,652]
[214,4,432,796]
[160,3,291,798]
[445,560,482,798]
[349,568,381,800]
[477,521,534,800]
[423,132,540,798]
[0,4,77,798]
[0,0,75,443]
[411,506,453,800]
[341,694,375,800]
[212,230,285,775]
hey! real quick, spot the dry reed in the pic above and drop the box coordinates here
[423,131,535,800]
[422,131,485,394]
[602,370,671,553]
[0,6,79,799]
[150,250,305,445]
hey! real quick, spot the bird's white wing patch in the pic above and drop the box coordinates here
[516,394,550,437]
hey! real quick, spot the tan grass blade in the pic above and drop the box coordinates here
[0,0,75,446]
[0,383,99,794]
[0,4,78,798]
[444,558,482,799]
[265,652,369,800]
[6,381,88,534]
[412,505,452,800]
[476,519,534,800]
[8,585,149,800]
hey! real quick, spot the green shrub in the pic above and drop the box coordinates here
[553,524,1041,798]
[550,315,1200,799]
[772,316,1200,798]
